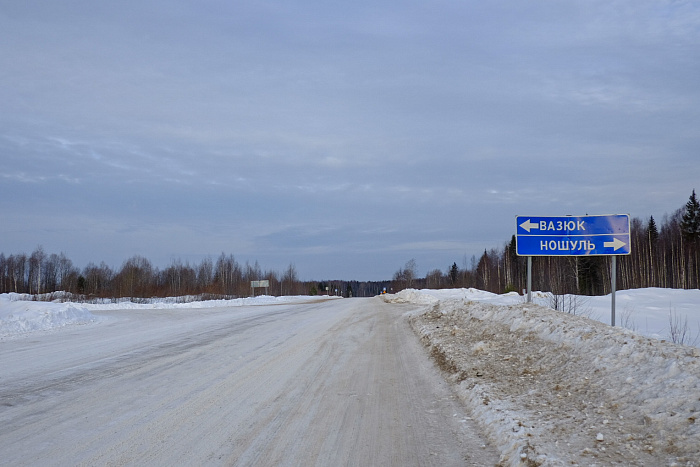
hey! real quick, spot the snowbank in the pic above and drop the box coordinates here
[385,289,700,466]
[79,294,331,311]
[0,294,335,338]
[0,294,99,338]
[389,287,700,345]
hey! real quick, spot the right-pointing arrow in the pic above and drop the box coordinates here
[604,238,627,251]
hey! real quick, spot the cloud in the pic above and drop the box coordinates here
[0,0,698,280]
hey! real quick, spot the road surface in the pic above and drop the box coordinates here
[0,297,498,466]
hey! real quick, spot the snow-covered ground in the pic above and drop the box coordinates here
[3,288,697,343]
[3,288,697,344]
[0,293,331,339]
[384,288,700,466]
[2,288,699,464]
[393,287,700,346]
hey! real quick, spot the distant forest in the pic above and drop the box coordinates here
[410,189,700,296]
[2,190,699,300]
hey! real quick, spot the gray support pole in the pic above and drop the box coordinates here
[611,255,617,326]
[527,256,532,303]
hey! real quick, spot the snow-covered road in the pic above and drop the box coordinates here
[0,298,497,466]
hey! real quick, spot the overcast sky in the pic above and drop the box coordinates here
[1,0,699,281]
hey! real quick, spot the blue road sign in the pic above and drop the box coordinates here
[516,214,631,256]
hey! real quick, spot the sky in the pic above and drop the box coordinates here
[1,0,699,281]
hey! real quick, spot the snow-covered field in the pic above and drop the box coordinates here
[0,293,329,339]
[384,288,700,466]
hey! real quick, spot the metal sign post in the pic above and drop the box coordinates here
[527,256,532,303]
[611,256,617,326]
[516,214,631,324]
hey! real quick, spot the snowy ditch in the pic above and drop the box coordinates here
[384,289,700,466]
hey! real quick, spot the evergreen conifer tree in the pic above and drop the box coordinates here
[647,215,659,244]
[449,262,459,285]
[680,189,700,241]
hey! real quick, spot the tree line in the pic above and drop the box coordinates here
[0,248,397,300]
[3,190,699,300]
[0,251,303,299]
[393,189,700,296]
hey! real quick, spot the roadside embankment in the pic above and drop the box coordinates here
[383,290,700,466]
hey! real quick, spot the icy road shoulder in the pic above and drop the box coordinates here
[384,291,700,466]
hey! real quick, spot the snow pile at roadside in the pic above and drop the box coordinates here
[384,288,441,305]
[79,294,329,311]
[391,287,525,306]
[0,294,98,337]
[386,289,700,466]
[0,294,333,338]
[391,287,700,345]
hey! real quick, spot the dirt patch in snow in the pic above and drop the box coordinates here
[390,296,700,466]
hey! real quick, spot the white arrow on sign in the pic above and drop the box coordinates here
[519,219,539,233]
[604,238,627,251]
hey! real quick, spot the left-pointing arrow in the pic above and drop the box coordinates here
[519,219,539,233]
[603,238,627,251]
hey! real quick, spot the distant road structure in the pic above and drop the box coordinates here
[251,280,270,296]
